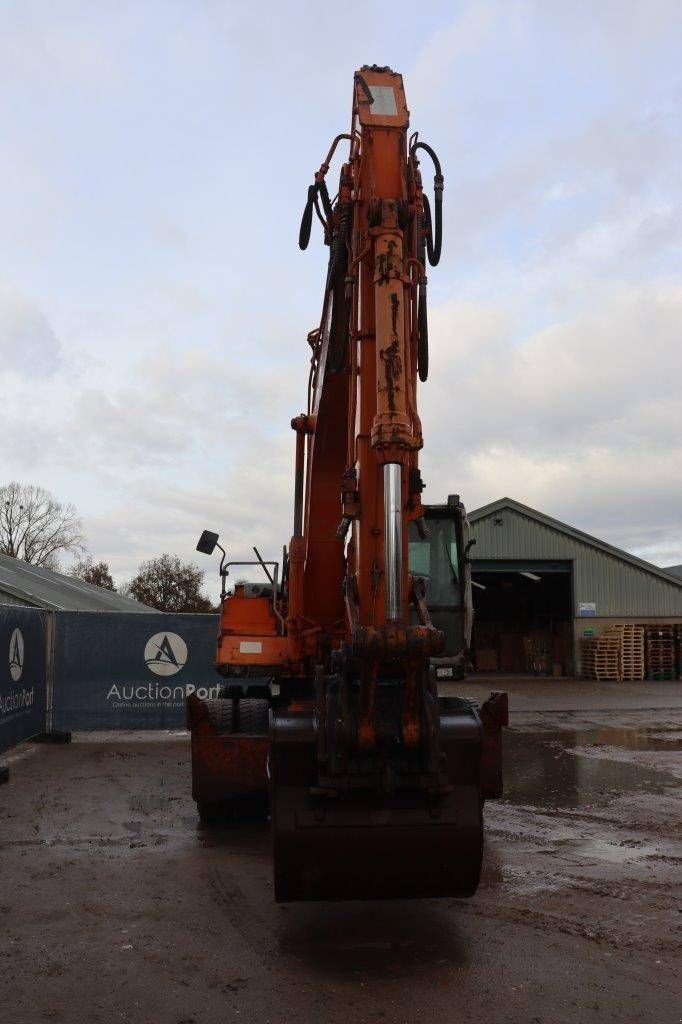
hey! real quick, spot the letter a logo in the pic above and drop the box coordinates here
[144,632,187,677]
[9,628,24,682]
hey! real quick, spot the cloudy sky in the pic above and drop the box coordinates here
[1,0,681,597]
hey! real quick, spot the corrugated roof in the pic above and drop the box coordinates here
[0,553,158,612]
[469,497,682,589]
[665,564,682,580]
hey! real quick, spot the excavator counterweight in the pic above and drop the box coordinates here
[187,66,507,901]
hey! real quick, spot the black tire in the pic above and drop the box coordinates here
[202,698,235,734]
[237,699,270,735]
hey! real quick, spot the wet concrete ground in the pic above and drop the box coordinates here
[1,679,681,1023]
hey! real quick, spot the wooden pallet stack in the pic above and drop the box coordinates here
[645,624,676,680]
[594,632,622,681]
[610,623,644,681]
[580,637,597,679]
[580,632,622,681]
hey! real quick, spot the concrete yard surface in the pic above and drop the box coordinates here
[1,679,681,1024]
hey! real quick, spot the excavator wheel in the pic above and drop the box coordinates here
[188,694,270,825]
[202,697,235,732]
[237,699,269,735]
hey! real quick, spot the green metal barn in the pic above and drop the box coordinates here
[468,498,682,677]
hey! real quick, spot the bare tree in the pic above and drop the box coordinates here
[125,553,213,612]
[0,482,85,569]
[69,556,116,591]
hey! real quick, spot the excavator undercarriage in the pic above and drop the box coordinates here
[187,65,507,902]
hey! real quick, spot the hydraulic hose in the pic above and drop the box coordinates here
[318,180,333,222]
[417,192,429,382]
[327,200,351,373]
[299,184,316,250]
[412,141,444,266]
[417,283,428,382]
[298,166,337,250]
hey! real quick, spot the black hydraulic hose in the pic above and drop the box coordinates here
[417,283,428,382]
[417,198,429,382]
[413,140,442,180]
[318,179,333,222]
[326,199,351,373]
[412,141,444,266]
[422,194,435,266]
[313,190,326,230]
[431,184,443,265]
[299,184,316,250]
[299,178,334,251]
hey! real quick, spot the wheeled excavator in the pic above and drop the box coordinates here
[188,66,508,901]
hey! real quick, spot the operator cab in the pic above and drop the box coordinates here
[409,495,473,681]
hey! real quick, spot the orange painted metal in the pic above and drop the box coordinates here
[222,588,277,636]
[215,65,437,733]
[216,584,299,673]
[214,68,425,667]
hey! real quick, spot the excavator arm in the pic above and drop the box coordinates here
[188,66,507,902]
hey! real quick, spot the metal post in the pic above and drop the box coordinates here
[383,462,403,620]
[45,610,55,735]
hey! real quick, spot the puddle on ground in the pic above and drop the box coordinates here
[556,725,682,751]
[502,727,681,810]
[561,837,678,865]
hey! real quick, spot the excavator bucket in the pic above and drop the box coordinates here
[188,689,506,898]
[270,696,487,902]
[187,694,268,823]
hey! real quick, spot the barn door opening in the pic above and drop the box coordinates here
[471,561,572,676]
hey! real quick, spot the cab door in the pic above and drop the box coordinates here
[408,498,472,676]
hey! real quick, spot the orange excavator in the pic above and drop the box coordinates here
[188,66,507,901]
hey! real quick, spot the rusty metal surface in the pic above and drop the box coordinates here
[480,690,509,800]
[187,695,268,806]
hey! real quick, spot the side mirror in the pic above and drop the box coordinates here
[196,530,219,556]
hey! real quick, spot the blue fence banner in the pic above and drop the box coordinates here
[52,612,221,729]
[0,606,48,754]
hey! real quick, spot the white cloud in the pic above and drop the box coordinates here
[0,4,122,88]
[409,2,499,110]
[421,282,682,563]
[0,285,62,378]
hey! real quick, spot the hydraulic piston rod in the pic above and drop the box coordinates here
[383,462,403,621]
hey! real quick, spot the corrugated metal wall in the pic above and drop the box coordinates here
[471,508,682,617]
